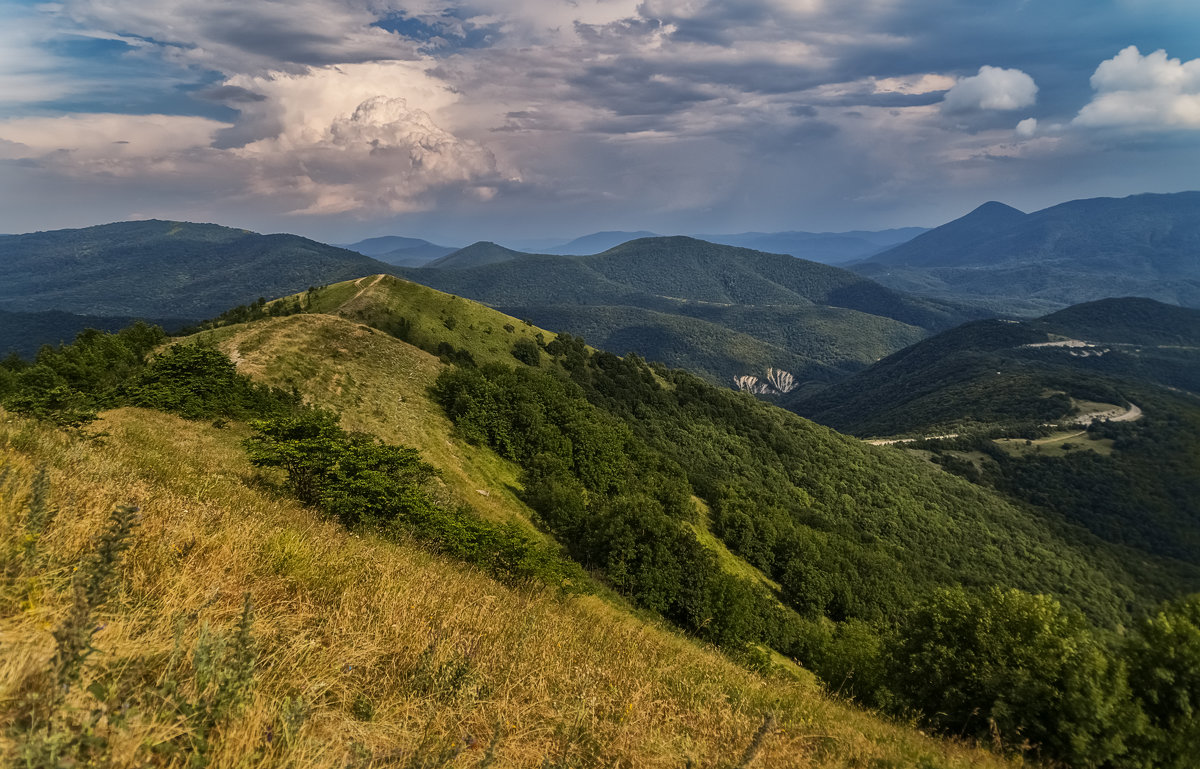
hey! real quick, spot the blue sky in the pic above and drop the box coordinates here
[1,0,1199,244]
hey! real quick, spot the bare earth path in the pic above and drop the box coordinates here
[349,273,385,304]
[863,403,1142,446]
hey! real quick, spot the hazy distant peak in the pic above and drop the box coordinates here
[967,201,1027,220]
[545,230,661,255]
[426,240,531,269]
[342,235,435,256]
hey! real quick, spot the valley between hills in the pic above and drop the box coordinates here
[2,191,1200,768]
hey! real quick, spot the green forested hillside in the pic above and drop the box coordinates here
[425,240,530,269]
[1042,296,1200,344]
[788,298,1200,435]
[0,220,392,318]
[4,277,1200,766]
[492,303,848,388]
[403,236,970,386]
[0,308,191,357]
[787,298,1200,581]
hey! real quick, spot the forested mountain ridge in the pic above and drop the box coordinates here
[4,274,1200,766]
[540,226,928,262]
[0,222,960,393]
[425,240,533,269]
[0,219,393,318]
[853,191,1200,312]
[193,275,1200,627]
[787,297,1200,436]
[419,236,967,327]
[193,277,1200,627]
[400,236,975,387]
[0,307,191,357]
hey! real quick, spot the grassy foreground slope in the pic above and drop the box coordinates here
[0,412,1016,766]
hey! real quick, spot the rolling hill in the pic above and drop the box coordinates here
[853,192,1200,312]
[402,236,977,387]
[0,220,393,318]
[786,297,1200,436]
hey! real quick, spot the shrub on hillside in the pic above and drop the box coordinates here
[889,587,1143,766]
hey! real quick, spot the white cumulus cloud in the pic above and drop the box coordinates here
[237,94,501,215]
[1074,46,1200,130]
[0,65,504,217]
[942,65,1038,113]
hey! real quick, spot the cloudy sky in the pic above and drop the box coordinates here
[2,0,1199,244]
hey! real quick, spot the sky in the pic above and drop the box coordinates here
[2,0,1199,245]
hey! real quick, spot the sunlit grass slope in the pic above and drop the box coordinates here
[306,274,560,368]
[0,407,1018,768]
[197,312,532,527]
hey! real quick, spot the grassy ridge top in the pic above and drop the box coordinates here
[198,311,537,528]
[303,274,560,368]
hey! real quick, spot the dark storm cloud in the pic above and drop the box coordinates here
[565,74,712,116]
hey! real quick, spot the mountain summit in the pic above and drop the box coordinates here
[854,192,1200,311]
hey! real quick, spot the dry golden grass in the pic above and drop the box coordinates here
[0,406,1022,768]
[196,313,534,529]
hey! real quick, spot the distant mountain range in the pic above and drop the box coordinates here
[853,192,1200,313]
[340,235,457,267]
[696,228,928,264]
[542,231,660,255]
[339,226,928,264]
[0,220,393,318]
[525,227,928,263]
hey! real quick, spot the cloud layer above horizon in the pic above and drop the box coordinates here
[2,0,1199,241]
